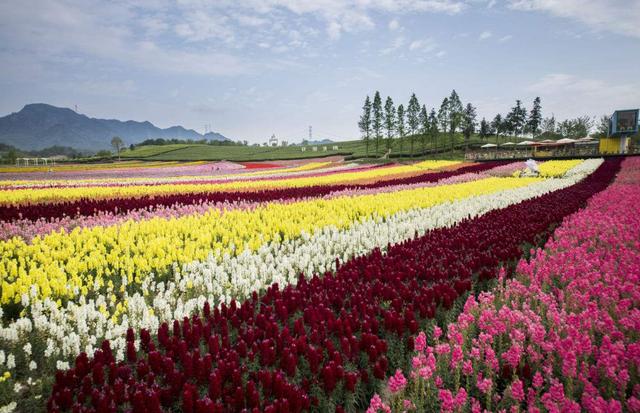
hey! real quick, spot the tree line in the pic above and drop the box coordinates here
[358,91,617,157]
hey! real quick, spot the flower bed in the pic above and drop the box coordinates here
[371,158,638,412]
[43,160,619,412]
[0,162,499,222]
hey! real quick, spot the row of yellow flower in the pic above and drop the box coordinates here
[537,159,583,177]
[0,175,537,305]
[0,160,460,205]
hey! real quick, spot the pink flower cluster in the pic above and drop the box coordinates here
[0,161,248,182]
[371,157,640,412]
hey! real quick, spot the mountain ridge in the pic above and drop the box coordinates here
[0,103,231,150]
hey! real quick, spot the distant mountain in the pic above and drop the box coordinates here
[203,131,229,142]
[0,103,230,150]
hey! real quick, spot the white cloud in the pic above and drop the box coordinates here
[526,73,640,118]
[388,18,400,30]
[478,30,492,40]
[498,34,513,42]
[380,36,406,54]
[326,20,343,40]
[508,0,640,38]
[409,38,438,51]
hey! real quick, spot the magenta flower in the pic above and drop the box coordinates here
[388,369,408,393]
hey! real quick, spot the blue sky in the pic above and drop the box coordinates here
[0,0,639,143]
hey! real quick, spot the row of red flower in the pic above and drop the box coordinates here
[47,160,620,413]
[0,162,503,222]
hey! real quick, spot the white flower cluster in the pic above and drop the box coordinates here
[0,160,602,383]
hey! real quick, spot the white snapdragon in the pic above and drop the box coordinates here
[0,160,602,371]
[55,360,69,370]
[0,402,16,413]
[6,355,15,370]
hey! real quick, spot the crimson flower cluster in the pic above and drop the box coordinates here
[2,162,503,221]
[47,160,619,412]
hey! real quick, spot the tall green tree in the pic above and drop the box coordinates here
[406,93,420,157]
[479,117,490,140]
[447,90,464,150]
[396,104,406,155]
[3,148,17,165]
[428,108,438,154]
[372,91,383,155]
[438,97,450,135]
[384,96,396,151]
[507,100,527,137]
[593,115,611,139]
[527,97,542,138]
[461,103,477,147]
[111,136,124,160]
[358,95,372,156]
[419,104,429,155]
[541,116,556,135]
[491,114,502,139]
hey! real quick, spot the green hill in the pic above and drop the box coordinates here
[120,133,498,162]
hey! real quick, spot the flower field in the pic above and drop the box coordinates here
[0,157,635,412]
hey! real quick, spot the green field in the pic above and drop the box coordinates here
[120,133,499,162]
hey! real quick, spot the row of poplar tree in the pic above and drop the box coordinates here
[358,90,542,157]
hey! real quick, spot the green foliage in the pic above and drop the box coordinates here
[384,97,396,151]
[359,96,372,156]
[372,91,384,154]
[407,94,421,156]
[462,103,477,142]
[438,98,450,135]
[526,97,542,137]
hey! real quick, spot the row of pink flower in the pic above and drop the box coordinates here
[371,157,640,413]
[3,163,376,190]
[0,161,249,182]
[0,163,520,242]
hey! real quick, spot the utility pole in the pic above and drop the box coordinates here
[309,125,312,141]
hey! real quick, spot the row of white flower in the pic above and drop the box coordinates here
[0,160,602,381]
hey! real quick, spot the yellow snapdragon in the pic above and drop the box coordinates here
[0,175,537,305]
[0,160,460,205]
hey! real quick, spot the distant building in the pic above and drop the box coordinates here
[601,109,639,154]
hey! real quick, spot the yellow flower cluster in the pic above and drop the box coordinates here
[537,160,583,177]
[248,161,333,175]
[0,175,537,305]
[0,160,460,205]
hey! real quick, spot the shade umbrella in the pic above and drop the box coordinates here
[516,140,535,146]
[481,143,498,148]
[501,142,515,146]
[540,139,555,143]
[556,138,577,144]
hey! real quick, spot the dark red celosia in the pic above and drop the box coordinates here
[6,162,502,221]
[47,160,621,412]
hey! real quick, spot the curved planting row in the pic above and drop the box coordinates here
[0,162,363,190]
[46,160,620,412]
[0,162,502,222]
[0,161,462,207]
[2,160,596,393]
[370,157,638,412]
